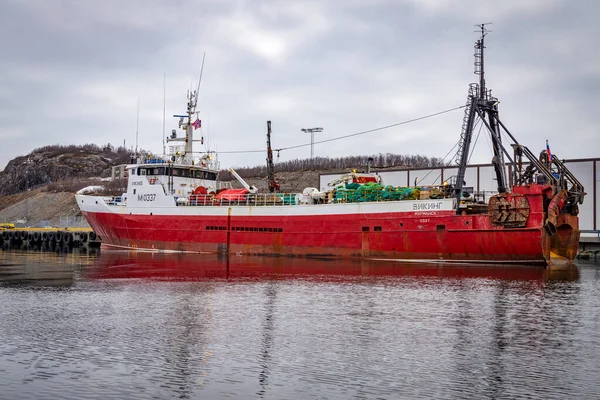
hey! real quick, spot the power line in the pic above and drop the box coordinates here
[279,105,466,151]
[218,149,265,154]
[217,105,466,155]
[415,139,461,185]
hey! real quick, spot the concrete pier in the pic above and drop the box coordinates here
[578,230,600,261]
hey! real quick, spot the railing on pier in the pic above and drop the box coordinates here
[59,216,91,228]
[580,230,600,240]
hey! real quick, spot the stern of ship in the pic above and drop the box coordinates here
[542,212,580,266]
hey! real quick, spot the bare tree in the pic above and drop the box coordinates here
[221,153,448,179]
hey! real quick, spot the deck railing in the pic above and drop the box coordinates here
[105,189,498,208]
[176,188,451,207]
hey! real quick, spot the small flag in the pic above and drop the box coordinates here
[546,140,552,162]
[192,118,201,130]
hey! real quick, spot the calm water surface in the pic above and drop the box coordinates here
[0,249,599,399]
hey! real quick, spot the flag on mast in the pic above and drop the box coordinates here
[546,140,552,162]
[192,118,201,130]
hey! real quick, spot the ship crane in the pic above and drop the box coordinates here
[266,121,280,192]
[228,168,258,194]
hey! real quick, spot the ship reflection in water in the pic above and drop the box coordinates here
[0,249,599,399]
[88,250,581,282]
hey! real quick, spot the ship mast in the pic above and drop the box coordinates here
[454,24,507,207]
[184,88,196,164]
[454,25,585,213]
[167,54,206,165]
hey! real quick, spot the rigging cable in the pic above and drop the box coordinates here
[467,118,485,165]
[413,115,478,186]
[217,105,466,154]
[416,139,461,185]
[422,118,484,186]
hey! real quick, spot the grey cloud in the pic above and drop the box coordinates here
[0,0,598,173]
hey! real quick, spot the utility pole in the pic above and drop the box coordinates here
[300,127,323,160]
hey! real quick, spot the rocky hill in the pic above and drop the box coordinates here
[0,144,130,196]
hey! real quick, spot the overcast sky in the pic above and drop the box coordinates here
[0,0,598,172]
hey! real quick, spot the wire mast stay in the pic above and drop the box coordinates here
[266,121,280,192]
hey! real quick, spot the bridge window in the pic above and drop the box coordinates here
[194,171,217,180]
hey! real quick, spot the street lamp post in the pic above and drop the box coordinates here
[300,127,323,160]
[25,171,28,224]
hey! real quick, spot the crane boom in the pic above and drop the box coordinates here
[228,168,258,193]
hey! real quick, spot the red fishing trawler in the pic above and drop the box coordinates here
[77,26,585,265]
